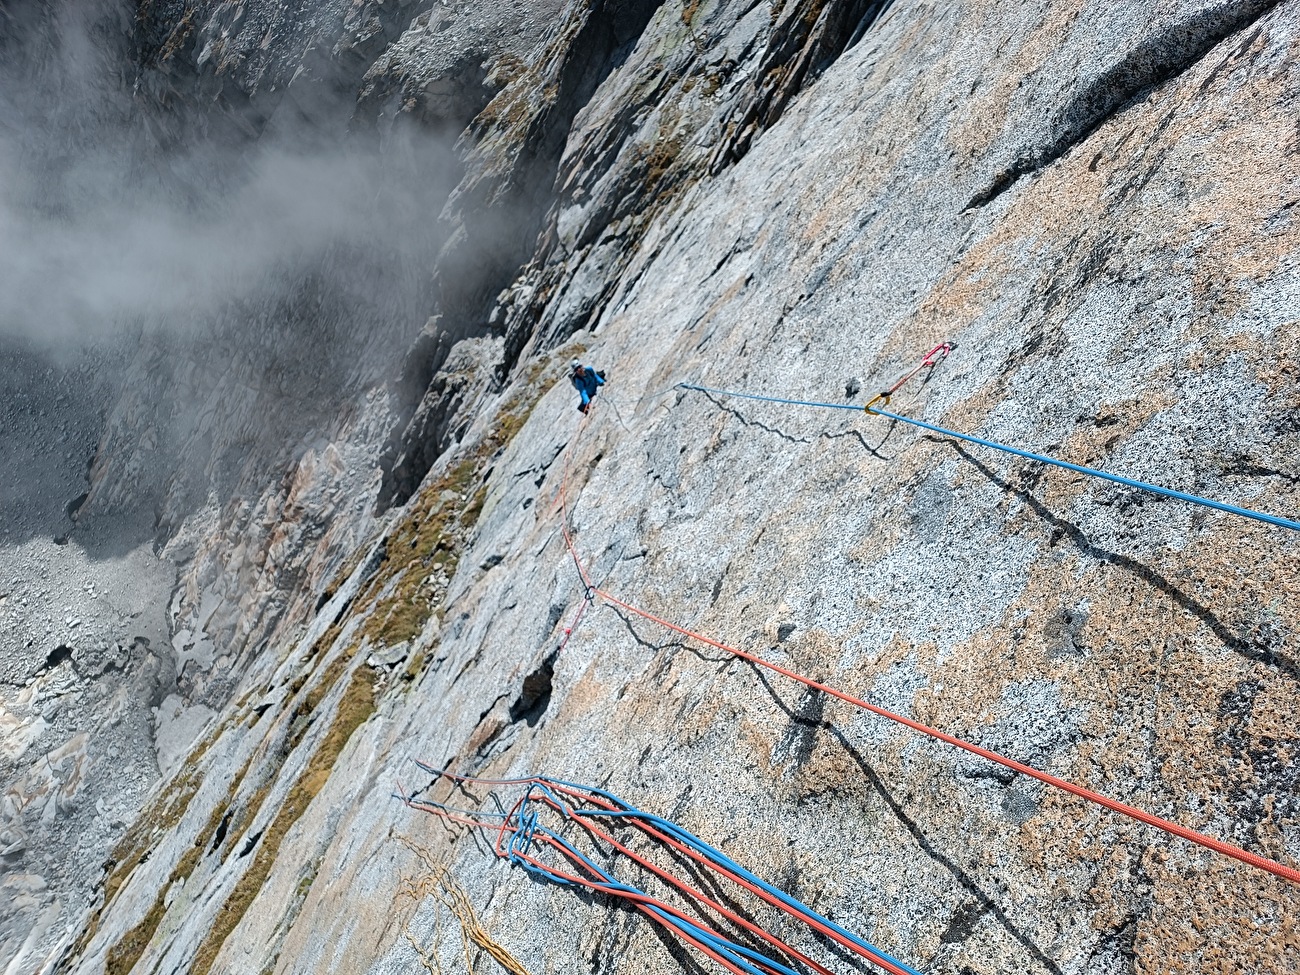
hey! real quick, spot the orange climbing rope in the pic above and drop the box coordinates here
[403,769,922,975]
[553,360,1300,887]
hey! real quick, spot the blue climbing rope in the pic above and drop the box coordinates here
[406,766,927,974]
[573,786,923,975]
[677,382,1300,534]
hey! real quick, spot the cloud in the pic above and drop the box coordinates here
[0,1,453,349]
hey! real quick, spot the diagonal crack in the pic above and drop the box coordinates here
[746,664,1066,975]
[700,391,812,444]
[965,0,1281,210]
[932,438,1300,683]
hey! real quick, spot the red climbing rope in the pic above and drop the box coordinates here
[403,770,922,975]
[549,407,598,656]
[415,794,757,975]
[556,392,1300,886]
[511,789,837,975]
[556,592,593,654]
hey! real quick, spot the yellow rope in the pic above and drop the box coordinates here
[397,837,532,975]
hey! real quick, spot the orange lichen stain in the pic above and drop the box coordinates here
[897,17,1296,432]
[1023,392,1176,513]
[1135,858,1298,974]
[1254,325,1300,401]
[1175,114,1300,326]
[913,474,1300,969]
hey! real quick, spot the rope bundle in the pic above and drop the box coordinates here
[404,768,922,975]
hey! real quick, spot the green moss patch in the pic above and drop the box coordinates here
[351,342,584,657]
[101,744,258,975]
[191,664,377,975]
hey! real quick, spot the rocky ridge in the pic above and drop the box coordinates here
[1,1,1297,974]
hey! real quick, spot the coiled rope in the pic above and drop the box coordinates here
[397,836,533,975]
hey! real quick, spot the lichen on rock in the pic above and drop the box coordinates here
[3,0,1299,974]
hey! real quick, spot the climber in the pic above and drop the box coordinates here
[569,359,605,414]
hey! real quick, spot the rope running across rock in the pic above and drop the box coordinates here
[554,353,1300,885]
[678,347,1300,533]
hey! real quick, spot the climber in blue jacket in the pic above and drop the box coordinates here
[569,359,605,413]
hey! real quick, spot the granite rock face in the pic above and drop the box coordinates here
[2,1,1298,974]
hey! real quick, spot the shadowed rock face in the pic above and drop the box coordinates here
[3,0,1298,973]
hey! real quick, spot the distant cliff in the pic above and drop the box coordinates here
[2,1,1296,973]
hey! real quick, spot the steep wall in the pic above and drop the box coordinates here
[5,0,1298,973]
[0,0,535,967]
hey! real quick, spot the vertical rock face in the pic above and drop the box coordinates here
[2,1,1298,974]
[1,0,535,968]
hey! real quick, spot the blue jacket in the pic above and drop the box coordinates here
[570,366,605,406]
